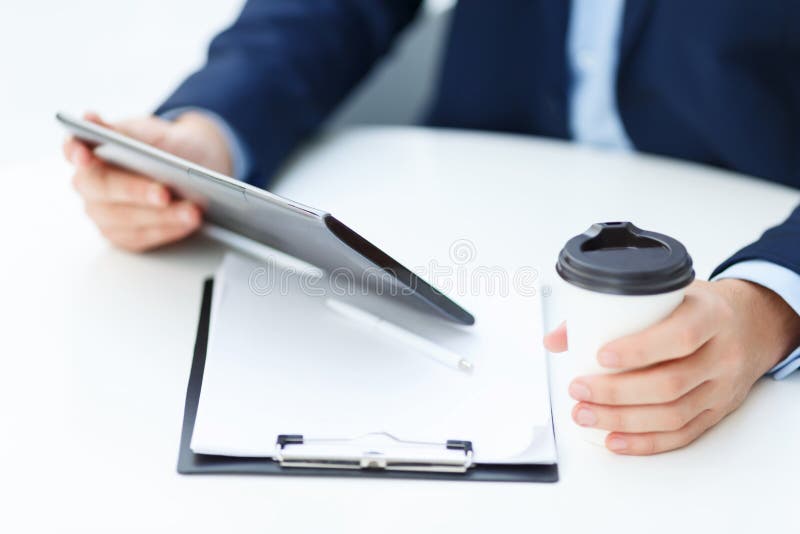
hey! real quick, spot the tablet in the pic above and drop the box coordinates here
[56,112,474,325]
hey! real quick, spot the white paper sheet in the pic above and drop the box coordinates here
[191,253,556,464]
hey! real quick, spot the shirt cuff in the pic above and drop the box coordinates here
[159,106,253,181]
[713,260,800,379]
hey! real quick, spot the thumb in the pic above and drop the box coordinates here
[543,321,568,353]
[83,110,112,128]
[113,115,174,148]
[83,111,170,147]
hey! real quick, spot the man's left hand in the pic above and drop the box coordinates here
[544,279,800,455]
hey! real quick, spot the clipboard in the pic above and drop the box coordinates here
[177,279,559,483]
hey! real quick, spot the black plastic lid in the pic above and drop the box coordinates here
[556,222,695,295]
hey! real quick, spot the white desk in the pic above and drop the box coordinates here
[2,127,798,533]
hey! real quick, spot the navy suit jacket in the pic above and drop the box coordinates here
[158,0,800,279]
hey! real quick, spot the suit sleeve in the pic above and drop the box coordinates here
[156,0,422,187]
[712,204,800,278]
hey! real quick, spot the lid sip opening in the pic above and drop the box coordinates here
[556,222,695,295]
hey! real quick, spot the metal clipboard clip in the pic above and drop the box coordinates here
[274,432,474,473]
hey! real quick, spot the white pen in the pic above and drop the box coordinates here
[325,299,474,374]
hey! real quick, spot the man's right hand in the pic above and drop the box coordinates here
[63,111,233,252]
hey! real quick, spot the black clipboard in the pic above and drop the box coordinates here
[177,279,559,483]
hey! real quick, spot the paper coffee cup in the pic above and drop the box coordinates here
[556,222,695,445]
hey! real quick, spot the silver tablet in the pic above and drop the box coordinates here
[56,112,474,325]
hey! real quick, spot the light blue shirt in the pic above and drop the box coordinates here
[167,0,800,378]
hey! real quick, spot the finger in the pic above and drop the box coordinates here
[73,164,170,206]
[104,224,200,253]
[572,380,716,433]
[543,321,568,352]
[63,138,97,167]
[569,344,717,405]
[62,112,111,167]
[604,408,723,455]
[597,286,723,369]
[86,200,200,230]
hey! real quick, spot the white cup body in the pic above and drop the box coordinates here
[562,283,686,445]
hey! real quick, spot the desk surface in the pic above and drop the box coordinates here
[2,127,798,533]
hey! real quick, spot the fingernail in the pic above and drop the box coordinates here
[575,408,596,427]
[148,187,164,206]
[569,381,591,401]
[608,437,628,452]
[598,351,620,367]
[179,207,197,225]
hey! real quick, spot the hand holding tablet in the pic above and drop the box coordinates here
[58,111,474,325]
[62,112,231,252]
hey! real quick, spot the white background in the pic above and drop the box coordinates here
[0,0,455,164]
[2,2,799,533]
